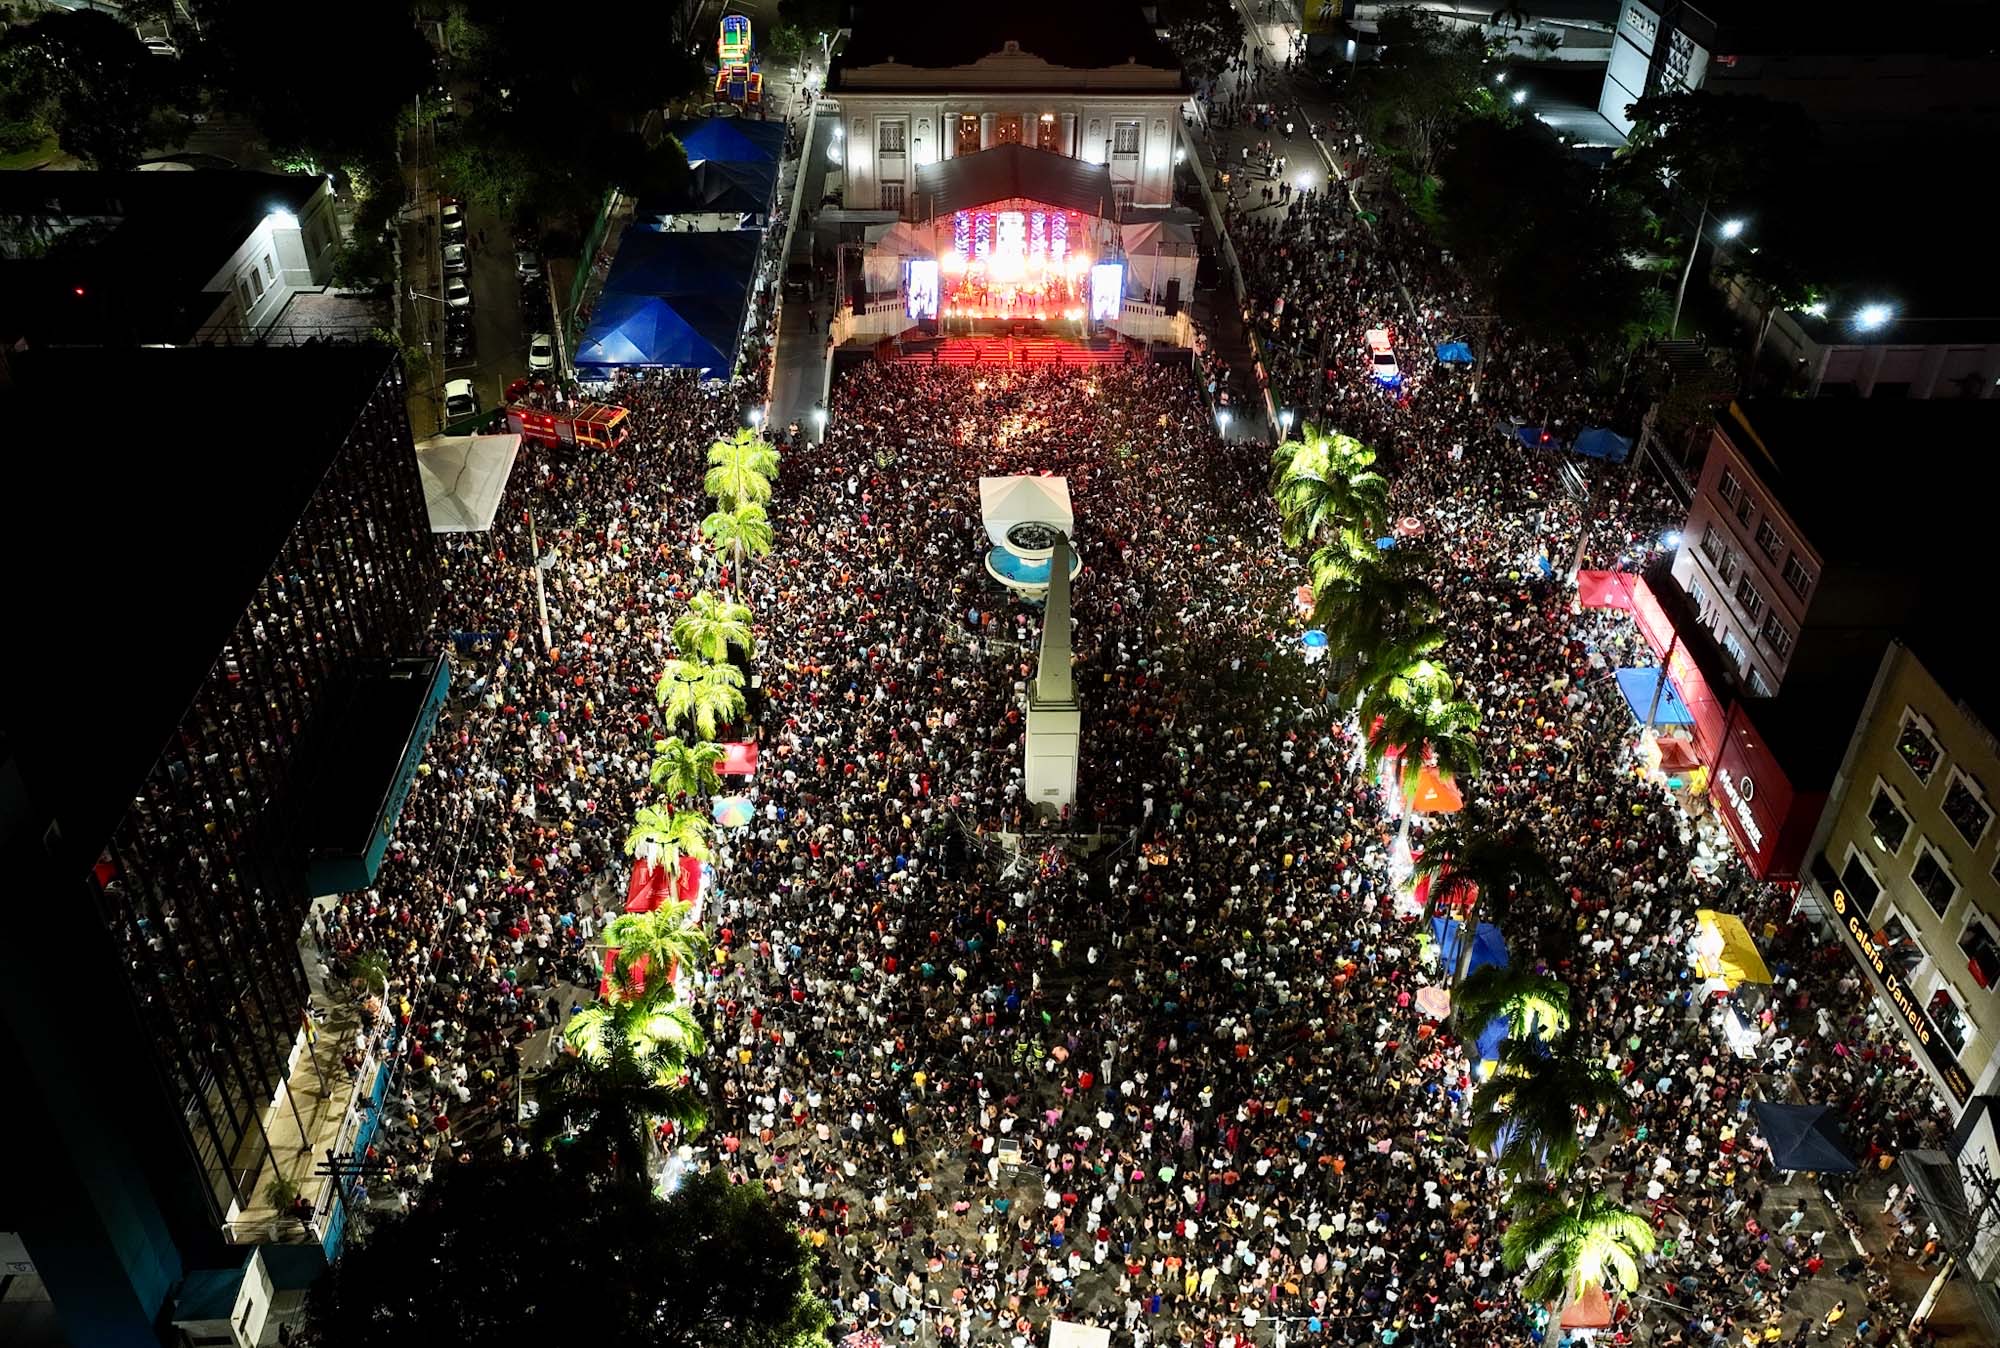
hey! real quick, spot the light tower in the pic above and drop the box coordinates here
[1024,533,1080,815]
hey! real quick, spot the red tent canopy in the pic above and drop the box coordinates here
[717,741,759,776]
[1577,570,1638,612]
[624,855,706,914]
[1559,1283,1613,1328]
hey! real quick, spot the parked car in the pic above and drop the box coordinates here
[444,378,478,420]
[1365,327,1401,388]
[520,289,551,326]
[440,200,466,236]
[515,249,543,281]
[142,37,179,59]
[527,333,555,372]
[445,275,472,308]
[442,242,469,275]
[446,326,476,361]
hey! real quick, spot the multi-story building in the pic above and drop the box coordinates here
[0,344,441,1347]
[0,169,348,347]
[1806,641,2000,1115]
[1611,398,1998,879]
[829,0,1186,216]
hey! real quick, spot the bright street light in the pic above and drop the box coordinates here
[1494,71,1509,85]
[1217,409,1232,435]
[1295,172,1313,191]
[1718,218,1747,240]
[1511,88,1527,105]
[1855,302,1895,331]
[1279,409,1294,434]
[747,407,763,426]
[1802,301,1828,318]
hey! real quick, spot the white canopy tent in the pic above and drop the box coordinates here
[979,475,1073,547]
[863,219,929,294]
[1048,1322,1111,1348]
[1119,218,1198,302]
[415,433,524,533]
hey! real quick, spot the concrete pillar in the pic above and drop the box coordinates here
[1060,112,1077,157]
[942,111,955,159]
[1855,346,1888,398]
[980,112,995,150]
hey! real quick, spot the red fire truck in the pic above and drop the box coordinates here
[505,401,631,450]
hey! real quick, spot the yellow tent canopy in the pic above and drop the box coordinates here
[1694,909,1773,987]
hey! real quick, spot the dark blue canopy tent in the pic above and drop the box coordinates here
[573,290,751,378]
[1516,425,1566,451]
[1429,918,1509,977]
[1751,1102,1859,1173]
[666,115,786,167]
[635,159,780,220]
[1575,428,1633,463]
[600,226,761,300]
[1435,341,1474,365]
[1613,667,1694,726]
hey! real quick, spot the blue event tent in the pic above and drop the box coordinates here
[574,290,750,377]
[1613,667,1694,726]
[1750,1102,1859,1173]
[1574,428,1633,463]
[636,158,781,221]
[665,116,786,167]
[1435,341,1475,365]
[599,226,761,300]
[1515,425,1566,452]
[1429,918,1509,978]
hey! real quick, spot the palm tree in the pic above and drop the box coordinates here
[532,1030,705,1185]
[1411,817,1561,988]
[566,996,706,1083]
[649,735,725,803]
[348,950,390,996]
[704,428,780,510]
[671,591,756,664]
[1501,1187,1657,1323]
[1367,683,1483,861]
[1310,551,1440,656]
[1454,965,1571,1042]
[700,502,775,595]
[1469,1034,1630,1180]
[602,902,711,1001]
[1270,428,1389,550]
[622,803,714,870]
[654,657,747,741]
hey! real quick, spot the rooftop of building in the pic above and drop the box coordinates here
[1717,399,2000,568]
[0,169,326,346]
[835,0,1178,75]
[2,343,398,868]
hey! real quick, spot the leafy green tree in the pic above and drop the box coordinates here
[655,658,749,741]
[534,1031,704,1183]
[1502,1186,1657,1319]
[1156,0,1245,86]
[1270,428,1390,551]
[1361,6,1493,181]
[1471,1036,1629,1180]
[0,10,191,168]
[673,592,757,664]
[304,1161,829,1347]
[650,736,726,802]
[1367,686,1482,853]
[567,992,706,1083]
[705,429,781,510]
[199,0,431,168]
[701,502,776,594]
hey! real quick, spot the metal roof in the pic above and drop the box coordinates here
[914,145,1114,220]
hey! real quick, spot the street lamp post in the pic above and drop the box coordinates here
[1671,204,1746,340]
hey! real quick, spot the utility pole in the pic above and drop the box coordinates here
[527,509,554,653]
[1908,1156,2000,1332]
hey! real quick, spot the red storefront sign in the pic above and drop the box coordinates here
[1629,578,1728,762]
[1712,702,1799,880]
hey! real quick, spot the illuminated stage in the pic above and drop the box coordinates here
[895,201,1123,331]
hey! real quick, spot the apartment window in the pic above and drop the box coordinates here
[238,279,255,311]
[1734,493,1754,526]
[1700,523,1726,566]
[1734,575,1764,624]
[1942,768,1992,847]
[1910,838,1959,917]
[1113,120,1141,155]
[1717,468,1741,505]
[1720,628,1747,670]
[1688,574,1710,617]
[1897,712,1943,785]
[880,182,905,212]
[1114,184,1135,213]
[1753,518,1783,560]
[1780,552,1813,600]
[1867,782,1911,855]
[1877,911,1927,978]
[1758,612,1793,658]
[1037,113,1060,152]
[1962,916,2000,991]
[877,120,906,153]
[1745,666,1772,698]
[1927,987,1970,1058]
[262,252,277,283]
[1840,847,1882,910]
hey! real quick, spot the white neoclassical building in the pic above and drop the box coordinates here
[828,3,1187,218]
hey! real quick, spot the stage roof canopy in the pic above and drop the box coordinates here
[980,474,1074,546]
[636,158,779,220]
[415,434,523,532]
[917,145,1115,219]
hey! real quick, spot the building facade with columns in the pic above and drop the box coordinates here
[828,3,1186,217]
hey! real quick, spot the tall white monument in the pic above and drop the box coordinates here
[1025,533,1080,814]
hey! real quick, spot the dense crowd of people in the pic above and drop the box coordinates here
[312,40,1965,1348]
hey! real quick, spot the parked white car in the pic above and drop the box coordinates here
[527,333,555,372]
[444,378,478,420]
[445,276,472,308]
[442,242,469,275]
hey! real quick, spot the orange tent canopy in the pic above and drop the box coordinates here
[1407,763,1464,814]
[1559,1283,1613,1328]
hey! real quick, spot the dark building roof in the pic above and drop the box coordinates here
[1,343,398,861]
[1717,399,2000,568]
[0,169,325,346]
[1676,0,2000,53]
[837,0,1177,74]
[915,145,1116,219]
